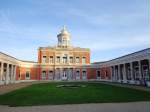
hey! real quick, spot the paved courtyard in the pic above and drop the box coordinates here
[0,102,150,112]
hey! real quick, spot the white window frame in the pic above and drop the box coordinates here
[82,57,86,64]
[42,71,46,80]
[82,70,87,80]
[56,56,60,63]
[69,57,73,63]
[42,56,47,63]
[48,70,53,80]
[25,71,30,80]
[76,57,80,63]
[96,70,101,79]
[76,70,80,80]
[63,56,67,63]
[49,56,54,63]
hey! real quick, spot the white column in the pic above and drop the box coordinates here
[118,65,120,82]
[0,62,3,83]
[14,65,17,81]
[73,68,76,80]
[123,64,127,83]
[148,59,150,80]
[6,63,9,84]
[130,62,134,81]
[138,61,142,80]
[57,68,60,80]
[111,66,113,81]
[13,65,16,83]
[114,66,116,81]
[55,68,58,80]
[11,65,13,83]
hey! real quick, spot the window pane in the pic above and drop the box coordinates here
[76,57,80,63]
[42,56,47,63]
[50,56,53,63]
[63,57,67,63]
[82,57,86,64]
[57,56,60,63]
[70,57,73,63]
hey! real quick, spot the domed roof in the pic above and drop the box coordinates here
[60,26,70,35]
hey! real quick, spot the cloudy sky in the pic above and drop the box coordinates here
[0,0,150,62]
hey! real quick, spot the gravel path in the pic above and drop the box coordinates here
[0,102,150,112]
[93,81,150,92]
[0,82,33,95]
[0,81,48,95]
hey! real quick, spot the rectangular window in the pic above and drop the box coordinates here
[82,71,86,76]
[63,57,67,63]
[82,57,86,64]
[82,71,87,79]
[76,71,80,77]
[56,56,60,63]
[26,71,30,80]
[105,71,108,77]
[76,57,80,63]
[19,74,21,79]
[42,56,47,63]
[48,71,53,80]
[42,71,46,80]
[49,56,53,63]
[97,71,101,77]
[69,57,73,63]
[63,39,67,45]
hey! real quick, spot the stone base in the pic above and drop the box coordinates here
[129,80,135,84]
[122,80,127,83]
[117,80,122,83]
[146,81,150,86]
[134,80,140,85]
[0,81,4,85]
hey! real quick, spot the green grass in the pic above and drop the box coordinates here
[0,82,150,106]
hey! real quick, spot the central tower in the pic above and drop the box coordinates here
[57,26,71,48]
[38,26,90,81]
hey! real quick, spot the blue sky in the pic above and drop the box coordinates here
[0,0,150,62]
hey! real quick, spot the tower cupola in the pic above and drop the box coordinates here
[57,26,71,48]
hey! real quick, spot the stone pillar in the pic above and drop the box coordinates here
[114,66,116,81]
[148,59,150,80]
[67,68,69,80]
[138,61,142,80]
[13,65,16,83]
[118,65,120,82]
[111,66,113,81]
[0,62,4,84]
[6,63,9,84]
[11,65,13,83]
[123,64,127,83]
[73,68,76,80]
[130,62,134,82]
[60,68,63,80]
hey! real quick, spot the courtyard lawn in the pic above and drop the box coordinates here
[0,82,150,106]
